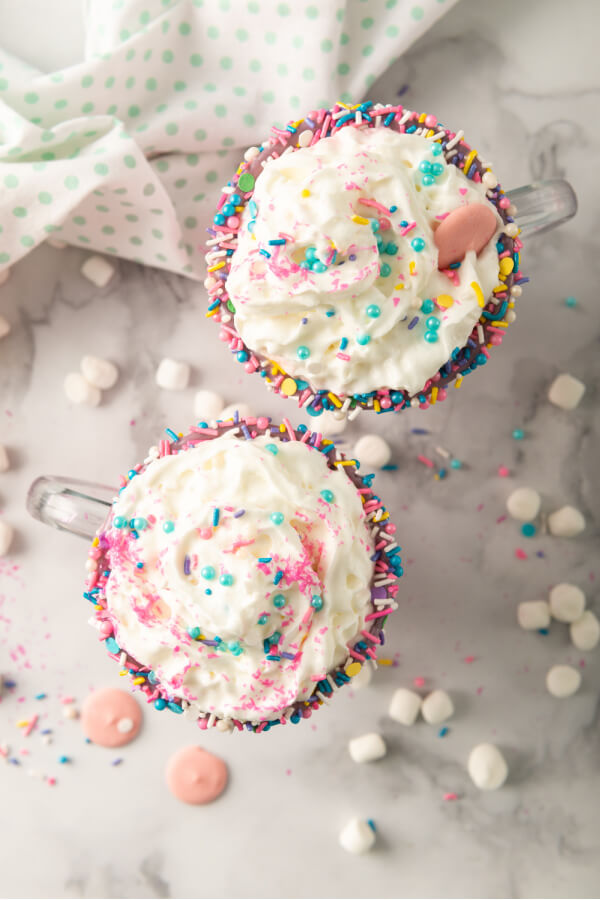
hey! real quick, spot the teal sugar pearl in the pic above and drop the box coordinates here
[163,520,175,533]
[356,334,371,346]
[450,459,463,470]
[424,330,438,343]
[411,237,426,252]
[421,174,434,186]
[201,565,216,580]
[419,160,432,173]
[565,296,577,308]
[366,304,380,318]
[113,515,126,529]
[311,594,323,610]
[272,593,286,608]
[297,345,310,360]
[131,517,148,530]
[379,262,392,277]
[420,299,434,314]
[431,163,444,176]
[311,260,327,273]
[320,489,334,502]
[188,627,201,639]
[370,219,380,232]
[305,246,317,261]
[270,512,285,525]
[384,242,398,255]
[521,523,536,538]
[219,573,234,586]
[512,428,525,440]
[426,316,440,330]
[431,143,442,156]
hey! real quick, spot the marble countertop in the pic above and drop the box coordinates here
[1,0,599,897]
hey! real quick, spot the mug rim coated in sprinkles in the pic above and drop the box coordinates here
[204,99,527,419]
[84,414,402,734]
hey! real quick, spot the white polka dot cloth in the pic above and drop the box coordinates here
[0,0,456,280]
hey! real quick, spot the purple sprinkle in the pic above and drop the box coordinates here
[301,317,308,324]
[371,586,387,601]
[3,679,16,689]
[245,723,254,731]
[111,758,123,766]
[379,631,385,646]
[411,428,429,434]
[233,509,246,518]
[408,316,419,330]
[370,552,381,562]
[280,652,296,660]
[233,410,240,424]
[305,118,315,128]
[241,424,252,440]
[396,83,409,97]
[514,276,530,285]
[201,639,219,647]
[349,253,357,261]
[183,555,191,576]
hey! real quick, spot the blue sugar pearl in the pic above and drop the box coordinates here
[148,671,159,684]
[420,299,434,314]
[325,308,336,317]
[366,304,381,318]
[230,193,241,205]
[411,237,426,252]
[431,163,444,176]
[222,203,235,217]
[421,174,435,186]
[112,515,126,529]
[521,523,536,538]
[163,520,175,533]
[305,246,318,261]
[188,626,201,639]
[219,573,234,586]
[131,517,148,531]
[356,334,371,346]
[379,262,392,277]
[384,242,398,255]
[400,220,408,228]
[311,594,324,611]
[565,296,577,308]
[320,489,334,503]
[227,640,241,653]
[265,443,278,455]
[419,160,432,174]
[136,562,144,569]
[270,512,285,526]
[258,614,268,625]
[370,219,380,232]
[297,345,310,360]
[201,566,216,580]
[431,143,442,156]
[205,589,212,595]
[154,697,166,710]
[291,712,301,723]
[389,205,398,212]
[450,459,462,470]
[426,316,440,330]
[424,330,438,343]
[299,260,311,269]
[311,260,327,273]
[213,213,225,225]
[272,593,286,608]
[512,428,525,440]
[236,350,249,362]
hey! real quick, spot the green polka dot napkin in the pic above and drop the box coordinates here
[0,0,456,279]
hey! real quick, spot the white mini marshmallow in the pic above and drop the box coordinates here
[549,583,586,623]
[194,389,225,421]
[80,355,119,391]
[548,505,585,538]
[421,689,454,725]
[155,358,190,391]
[339,818,376,855]
[468,743,508,791]
[0,444,9,473]
[0,315,11,339]
[517,600,551,631]
[0,267,10,286]
[351,664,372,690]
[546,664,581,698]
[548,373,586,411]
[47,238,68,249]
[506,487,541,522]
[64,372,101,407]
[570,611,600,651]
[388,687,422,726]
[317,410,347,436]
[348,732,387,764]
[220,402,254,421]
[0,521,14,556]
[353,434,392,469]
[81,255,115,288]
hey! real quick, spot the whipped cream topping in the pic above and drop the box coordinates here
[102,433,374,723]
[226,126,503,396]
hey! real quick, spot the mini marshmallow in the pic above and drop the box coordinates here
[155,358,190,391]
[64,372,101,407]
[81,255,115,288]
[548,373,586,411]
[317,410,348,436]
[517,600,551,631]
[0,267,11,286]
[80,355,119,391]
[388,687,422,726]
[468,743,508,791]
[339,818,376,855]
[0,521,14,556]
[570,611,600,651]
[506,487,541,522]
[351,664,372,690]
[0,315,11,339]
[194,389,225,421]
[548,505,585,538]
[220,402,254,421]
[549,583,585,623]
[348,732,387,764]
[0,444,9,473]
[353,434,392,469]
[421,689,454,725]
[546,664,581,698]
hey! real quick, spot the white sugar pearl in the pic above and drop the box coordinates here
[155,358,190,391]
[506,487,541,522]
[546,664,581,698]
[353,434,392,469]
[482,171,497,189]
[548,373,586,410]
[220,402,254,421]
[47,238,68,249]
[81,255,115,288]
[116,717,134,734]
[517,600,550,631]
[339,818,376,854]
[0,315,11,339]
[317,410,347,436]
[244,146,260,162]
[507,203,517,216]
[80,355,119,391]
[0,267,11,286]
[505,222,519,237]
[215,718,234,732]
[64,372,101,407]
[62,706,79,719]
[549,583,585,623]
[510,285,522,297]
[421,690,454,725]
[351,664,372,690]
[570,611,600,651]
[468,743,508,791]
[194,389,225,420]
[348,732,387,764]
[0,521,14,556]
[0,444,9,473]
[388,687,422,725]
[505,309,517,324]
[548,505,585,538]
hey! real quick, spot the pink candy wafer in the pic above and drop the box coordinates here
[434,204,498,270]
[166,745,228,805]
[81,688,142,747]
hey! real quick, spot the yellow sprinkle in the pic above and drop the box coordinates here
[119,670,128,676]
[426,129,435,137]
[132,677,145,685]
[436,294,454,309]
[235,205,244,212]
[490,320,508,328]
[280,377,298,396]
[345,662,362,677]
[279,423,286,432]
[418,112,426,123]
[378,511,390,521]
[373,399,381,412]
[336,100,351,110]
[322,439,333,447]
[455,377,463,389]
[493,284,507,293]
[205,307,220,318]
[409,261,416,275]
[16,719,28,728]
[499,257,514,276]
[430,386,438,404]
[207,261,226,273]
[463,148,478,173]
[394,283,404,291]
[334,459,357,467]
[377,658,394,666]
[301,188,311,198]
[327,392,342,408]
[270,360,285,376]
[92,537,99,547]
[470,281,485,308]
[352,215,369,226]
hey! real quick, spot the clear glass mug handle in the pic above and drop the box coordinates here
[505,178,577,236]
[27,476,116,541]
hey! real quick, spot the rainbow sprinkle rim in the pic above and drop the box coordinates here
[83,413,402,734]
[205,99,527,418]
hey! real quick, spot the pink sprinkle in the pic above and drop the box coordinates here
[23,714,39,737]
[417,454,435,469]
[47,777,57,786]
[497,465,510,477]
[444,792,458,802]
[496,514,507,524]
[336,352,351,361]
[515,548,528,560]
[463,656,476,664]
[400,221,416,237]
[60,696,75,705]
[476,686,484,695]
[413,676,426,688]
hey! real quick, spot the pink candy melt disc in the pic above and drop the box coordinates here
[166,745,228,805]
[434,204,498,270]
[81,687,142,747]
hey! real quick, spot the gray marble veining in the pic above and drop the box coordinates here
[0,0,599,897]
